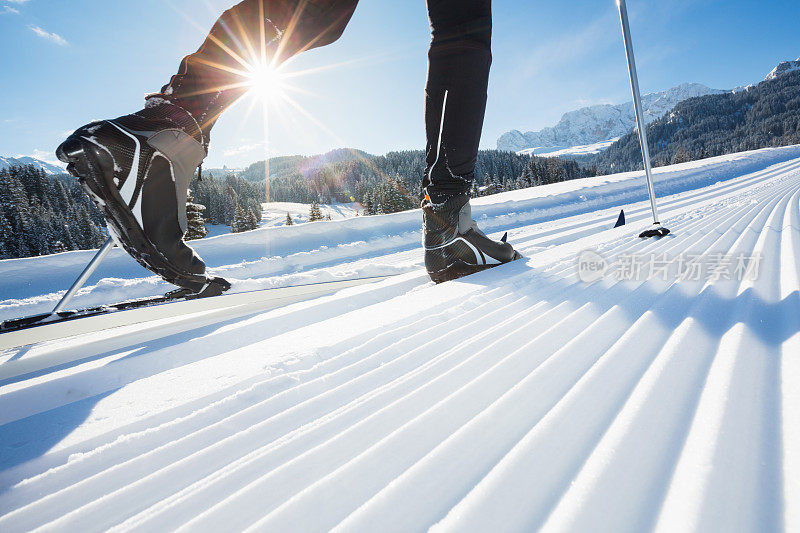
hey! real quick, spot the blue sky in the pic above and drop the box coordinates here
[0,0,798,168]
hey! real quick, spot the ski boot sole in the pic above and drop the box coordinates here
[57,134,228,294]
[428,252,523,284]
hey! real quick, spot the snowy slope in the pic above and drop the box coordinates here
[203,202,361,237]
[518,138,620,158]
[2,145,800,531]
[497,83,725,153]
[260,201,361,228]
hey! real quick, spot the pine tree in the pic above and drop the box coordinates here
[672,146,691,164]
[246,208,260,231]
[0,211,13,259]
[285,212,294,226]
[231,202,247,233]
[521,164,533,188]
[185,192,209,240]
[309,201,324,222]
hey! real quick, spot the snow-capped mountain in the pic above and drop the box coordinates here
[497,83,726,154]
[0,155,66,175]
[765,57,800,81]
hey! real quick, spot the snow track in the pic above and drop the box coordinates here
[1,148,800,532]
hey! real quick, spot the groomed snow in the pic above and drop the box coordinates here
[1,145,800,531]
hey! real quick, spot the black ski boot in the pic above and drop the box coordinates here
[57,102,229,295]
[422,192,521,283]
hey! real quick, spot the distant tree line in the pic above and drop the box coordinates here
[0,165,106,259]
[190,172,263,232]
[597,70,800,172]
[251,149,597,215]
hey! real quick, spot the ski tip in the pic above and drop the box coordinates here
[501,232,508,243]
[614,209,626,228]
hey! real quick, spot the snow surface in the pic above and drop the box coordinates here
[2,145,800,531]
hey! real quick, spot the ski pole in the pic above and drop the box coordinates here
[51,238,115,315]
[616,0,670,238]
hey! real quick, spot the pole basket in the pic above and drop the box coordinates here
[639,224,671,238]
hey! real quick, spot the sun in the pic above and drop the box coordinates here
[246,62,286,104]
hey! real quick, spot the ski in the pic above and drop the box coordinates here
[0,288,204,334]
[0,276,393,351]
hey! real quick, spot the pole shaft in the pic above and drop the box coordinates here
[51,238,115,315]
[617,0,660,224]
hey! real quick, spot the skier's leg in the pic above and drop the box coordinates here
[422,0,492,202]
[57,0,358,291]
[157,0,359,146]
[421,0,520,283]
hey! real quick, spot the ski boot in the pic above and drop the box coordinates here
[422,192,521,283]
[56,101,229,295]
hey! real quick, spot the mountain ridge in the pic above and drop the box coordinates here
[499,56,800,156]
[0,155,66,175]
[497,83,726,153]
[765,57,800,81]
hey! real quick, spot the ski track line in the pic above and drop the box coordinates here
[241,185,792,530]
[423,185,781,533]
[7,249,624,528]
[0,277,482,492]
[338,180,792,532]
[0,273,433,425]
[1,157,799,531]
[104,184,764,528]
[9,170,788,528]
[652,186,800,533]
[125,222,692,528]
[305,179,800,532]
[211,177,799,531]
[7,251,612,528]
[428,181,795,532]
[0,180,784,490]
[537,181,799,533]
[1,235,592,496]
[778,187,800,533]
[173,178,788,528]
[1,287,537,526]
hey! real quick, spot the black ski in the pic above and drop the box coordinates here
[1,284,225,335]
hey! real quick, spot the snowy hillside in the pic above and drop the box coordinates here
[2,144,800,531]
[260,201,361,227]
[518,138,619,158]
[0,156,65,175]
[204,201,361,237]
[497,83,725,153]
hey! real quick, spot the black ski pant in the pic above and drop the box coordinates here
[156,0,491,201]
